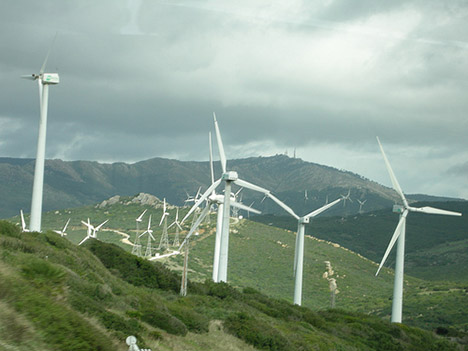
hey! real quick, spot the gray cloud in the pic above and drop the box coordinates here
[0,0,467,199]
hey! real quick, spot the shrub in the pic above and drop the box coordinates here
[225,312,290,351]
[168,302,209,333]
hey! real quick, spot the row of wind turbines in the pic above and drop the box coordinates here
[21,43,461,325]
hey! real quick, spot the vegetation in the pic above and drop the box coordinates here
[0,220,465,350]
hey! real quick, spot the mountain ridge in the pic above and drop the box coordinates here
[0,155,463,219]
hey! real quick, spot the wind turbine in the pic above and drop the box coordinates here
[357,199,367,214]
[375,137,462,323]
[291,197,343,305]
[132,209,147,256]
[158,199,170,250]
[168,208,183,247]
[139,215,156,257]
[53,218,70,237]
[22,37,60,232]
[181,126,261,283]
[79,219,109,246]
[19,210,30,232]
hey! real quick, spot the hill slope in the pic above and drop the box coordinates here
[7,197,467,335]
[0,221,463,351]
[251,201,468,283]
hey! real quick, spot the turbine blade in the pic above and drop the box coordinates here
[231,200,261,214]
[148,230,156,241]
[376,137,408,207]
[167,221,176,230]
[268,194,300,220]
[78,236,90,246]
[209,132,215,184]
[136,209,147,221]
[159,213,167,226]
[138,230,149,238]
[410,206,462,216]
[181,178,222,223]
[21,74,36,80]
[96,219,109,231]
[213,112,227,173]
[178,204,210,251]
[304,198,342,219]
[20,210,27,230]
[147,215,152,230]
[39,32,57,74]
[376,211,408,276]
[176,222,183,231]
[234,178,270,194]
[63,218,71,232]
[81,220,93,229]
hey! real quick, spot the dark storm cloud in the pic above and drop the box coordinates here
[0,0,467,198]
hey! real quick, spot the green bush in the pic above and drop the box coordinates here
[225,312,291,351]
[168,302,209,333]
[140,309,188,336]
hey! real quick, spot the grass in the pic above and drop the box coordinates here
[0,220,464,350]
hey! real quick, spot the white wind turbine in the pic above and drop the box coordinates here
[158,199,170,250]
[79,219,109,246]
[288,197,343,305]
[22,38,60,232]
[357,199,367,214]
[20,210,30,232]
[53,218,70,237]
[168,208,183,247]
[132,209,147,256]
[139,215,156,257]
[181,127,262,283]
[375,137,462,323]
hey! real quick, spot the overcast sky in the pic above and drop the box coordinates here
[1,0,467,199]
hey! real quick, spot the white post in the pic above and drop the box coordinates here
[293,219,307,305]
[212,203,224,282]
[217,180,232,282]
[391,215,406,323]
[30,82,49,232]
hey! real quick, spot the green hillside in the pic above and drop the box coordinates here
[0,220,464,351]
[252,201,468,283]
[7,197,468,336]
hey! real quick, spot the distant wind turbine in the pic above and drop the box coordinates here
[168,207,183,247]
[131,209,147,256]
[158,199,170,250]
[139,215,156,257]
[53,218,70,237]
[20,210,30,232]
[22,36,60,232]
[375,137,461,323]
[357,199,367,214]
[79,219,109,246]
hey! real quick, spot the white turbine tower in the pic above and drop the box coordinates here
[19,210,30,232]
[22,38,60,232]
[79,219,109,246]
[181,125,262,283]
[53,218,70,237]
[375,137,462,323]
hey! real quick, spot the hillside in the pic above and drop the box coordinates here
[0,220,464,351]
[251,201,468,283]
[7,196,468,336]
[1,154,450,219]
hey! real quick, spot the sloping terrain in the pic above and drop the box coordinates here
[251,201,468,283]
[0,220,464,351]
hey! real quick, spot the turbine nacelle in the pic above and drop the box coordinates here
[22,73,60,84]
[222,171,238,181]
